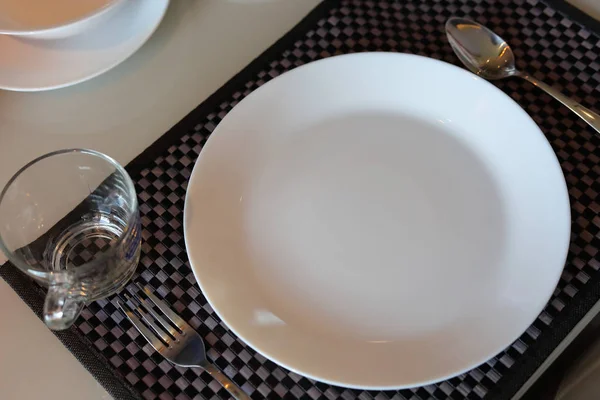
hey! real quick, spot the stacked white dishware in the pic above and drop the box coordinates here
[0,0,169,91]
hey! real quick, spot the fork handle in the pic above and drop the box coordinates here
[202,363,250,400]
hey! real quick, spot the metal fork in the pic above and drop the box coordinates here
[118,283,250,400]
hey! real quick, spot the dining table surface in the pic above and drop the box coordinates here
[0,1,599,399]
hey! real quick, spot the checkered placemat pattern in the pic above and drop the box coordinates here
[19,0,600,399]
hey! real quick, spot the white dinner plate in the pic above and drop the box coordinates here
[184,53,571,389]
[0,0,169,91]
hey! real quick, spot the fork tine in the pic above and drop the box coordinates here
[132,291,180,339]
[124,293,173,346]
[137,283,187,330]
[118,301,166,353]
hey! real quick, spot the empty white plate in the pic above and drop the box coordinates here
[184,53,571,389]
[0,0,169,91]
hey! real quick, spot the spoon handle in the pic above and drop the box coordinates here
[518,73,600,135]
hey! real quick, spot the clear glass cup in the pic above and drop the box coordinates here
[0,149,141,330]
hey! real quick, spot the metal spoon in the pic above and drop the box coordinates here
[445,17,600,135]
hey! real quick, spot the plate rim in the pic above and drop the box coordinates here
[183,52,571,389]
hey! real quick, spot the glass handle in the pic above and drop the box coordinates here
[43,284,85,330]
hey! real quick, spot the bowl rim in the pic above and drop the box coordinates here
[0,0,124,36]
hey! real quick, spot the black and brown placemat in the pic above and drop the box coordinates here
[2,0,600,399]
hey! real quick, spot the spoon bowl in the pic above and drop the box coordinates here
[445,17,518,80]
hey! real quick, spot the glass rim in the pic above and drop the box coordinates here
[0,148,138,276]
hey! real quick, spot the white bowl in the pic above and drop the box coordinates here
[0,0,126,39]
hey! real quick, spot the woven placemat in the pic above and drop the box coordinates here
[2,0,600,399]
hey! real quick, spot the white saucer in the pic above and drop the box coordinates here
[184,53,571,389]
[0,0,169,92]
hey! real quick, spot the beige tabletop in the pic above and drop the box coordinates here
[0,1,598,399]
